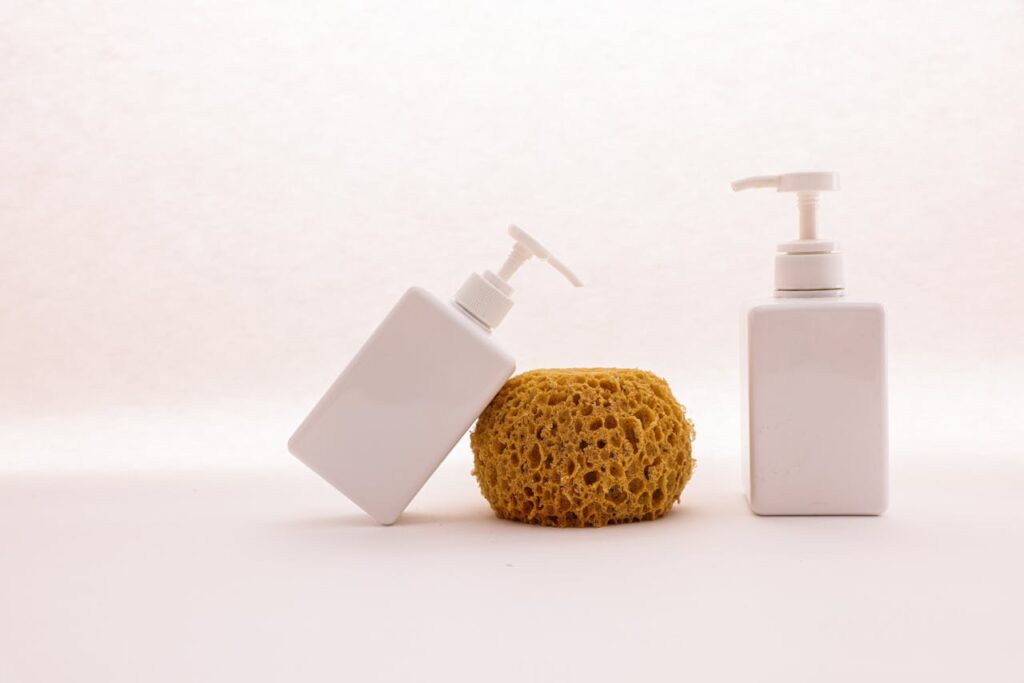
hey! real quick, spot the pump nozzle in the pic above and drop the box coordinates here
[497,225,583,287]
[732,172,839,241]
[732,171,845,296]
[454,225,582,329]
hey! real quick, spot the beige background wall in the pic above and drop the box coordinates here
[2,1,1022,467]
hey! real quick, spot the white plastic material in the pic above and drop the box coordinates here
[454,225,582,329]
[734,172,889,516]
[289,225,580,524]
[741,299,889,515]
[732,172,844,295]
[289,288,515,524]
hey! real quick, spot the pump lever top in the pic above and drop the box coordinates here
[732,172,839,193]
[732,172,840,241]
[730,170,846,293]
[454,224,582,330]
[499,225,583,287]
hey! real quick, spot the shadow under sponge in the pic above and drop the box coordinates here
[471,368,695,527]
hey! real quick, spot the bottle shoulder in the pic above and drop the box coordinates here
[398,286,516,369]
[746,296,884,317]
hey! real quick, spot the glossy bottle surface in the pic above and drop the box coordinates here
[289,286,516,524]
[742,298,888,515]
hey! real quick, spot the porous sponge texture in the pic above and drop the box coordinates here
[471,369,695,527]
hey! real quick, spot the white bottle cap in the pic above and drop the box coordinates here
[732,172,844,297]
[454,225,583,329]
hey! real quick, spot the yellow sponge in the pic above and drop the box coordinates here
[471,368,695,527]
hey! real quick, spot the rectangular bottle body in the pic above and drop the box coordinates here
[742,298,888,515]
[288,286,516,524]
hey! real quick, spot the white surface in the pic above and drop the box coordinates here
[2,1,1023,681]
[288,287,515,525]
[2,445,1022,682]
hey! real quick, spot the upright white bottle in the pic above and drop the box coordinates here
[289,225,582,525]
[733,172,888,516]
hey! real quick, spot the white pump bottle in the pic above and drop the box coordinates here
[288,225,582,524]
[733,173,888,515]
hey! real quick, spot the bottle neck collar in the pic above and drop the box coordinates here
[774,289,845,299]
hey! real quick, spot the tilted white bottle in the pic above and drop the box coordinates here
[733,172,888,515]
[289,225,582,525]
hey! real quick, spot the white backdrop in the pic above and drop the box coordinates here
[3,1,1022,470]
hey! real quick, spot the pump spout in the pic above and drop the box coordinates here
[731,171,845,295]
[732,171,839,244]
[732,172,839,194]
[731,175,782,192]
[454,224,582,330]
[498,225,582,287]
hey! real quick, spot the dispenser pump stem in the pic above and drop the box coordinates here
[496,226,582,287]
[731,172,838,243]
[455,225,582,329]
[798,192,818,240]
[731,171,845,296]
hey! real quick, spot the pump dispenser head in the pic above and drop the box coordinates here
[732,172,845,296]
[454,225,582,329]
